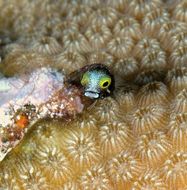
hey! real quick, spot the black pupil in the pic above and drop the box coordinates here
[103,81,109,87]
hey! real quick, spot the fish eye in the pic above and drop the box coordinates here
[99,77,111,89]
[81,72,89,86]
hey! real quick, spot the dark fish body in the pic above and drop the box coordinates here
[67,64,115,99]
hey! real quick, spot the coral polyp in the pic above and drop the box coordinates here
[107,150,145,189]
[107,0,128,13]
[115,88,136,112]
[134,69,165,86]
[86,50,114,66]
[162,152,187,189]
[133,37,161,60]
[173,0,187,23]
[166,67,187,94]
[113,57,138,79]
[107,36,134,58]
[113,17,142,40]
[131,169,168,190]
[136,81,170,106]
[133,131,172,167]
[80,164,113,190]
[1,51,52,76]
[92,97,121,122]
[54,50,86,74]
[140,48,167,70]
[62,129,101,170]
[98,121,133,157]
[128,0,163,20]
[170,31,187,49]
[16,159,49,190]
[34,143,73,185]
[29,36,62,55]
[90,7,119,28]
[158,21,187,50]
[170,45,187,67]
[85,23,112,49]
[62,29,91,53]
[130,105,168,134]
[67,4,92,27]
[143,8,169,35]
[0,167,20,190]
[171,89,187,114]
[167,113,187,151]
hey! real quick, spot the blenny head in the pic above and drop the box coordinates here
[67,64,115,99]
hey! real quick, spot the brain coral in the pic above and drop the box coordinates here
[0,0,187,189]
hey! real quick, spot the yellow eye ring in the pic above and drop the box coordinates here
[99,77,111,89]
[81,73,89,86]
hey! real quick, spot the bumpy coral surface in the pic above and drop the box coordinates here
[0,0,187,189]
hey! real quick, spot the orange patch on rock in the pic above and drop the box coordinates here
[16,114,29,129]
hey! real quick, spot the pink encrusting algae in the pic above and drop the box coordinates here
[0,67,85,161]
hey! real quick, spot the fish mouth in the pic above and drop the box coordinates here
[84,91,100,99]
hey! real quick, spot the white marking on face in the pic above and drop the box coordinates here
[84,91,99,99]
